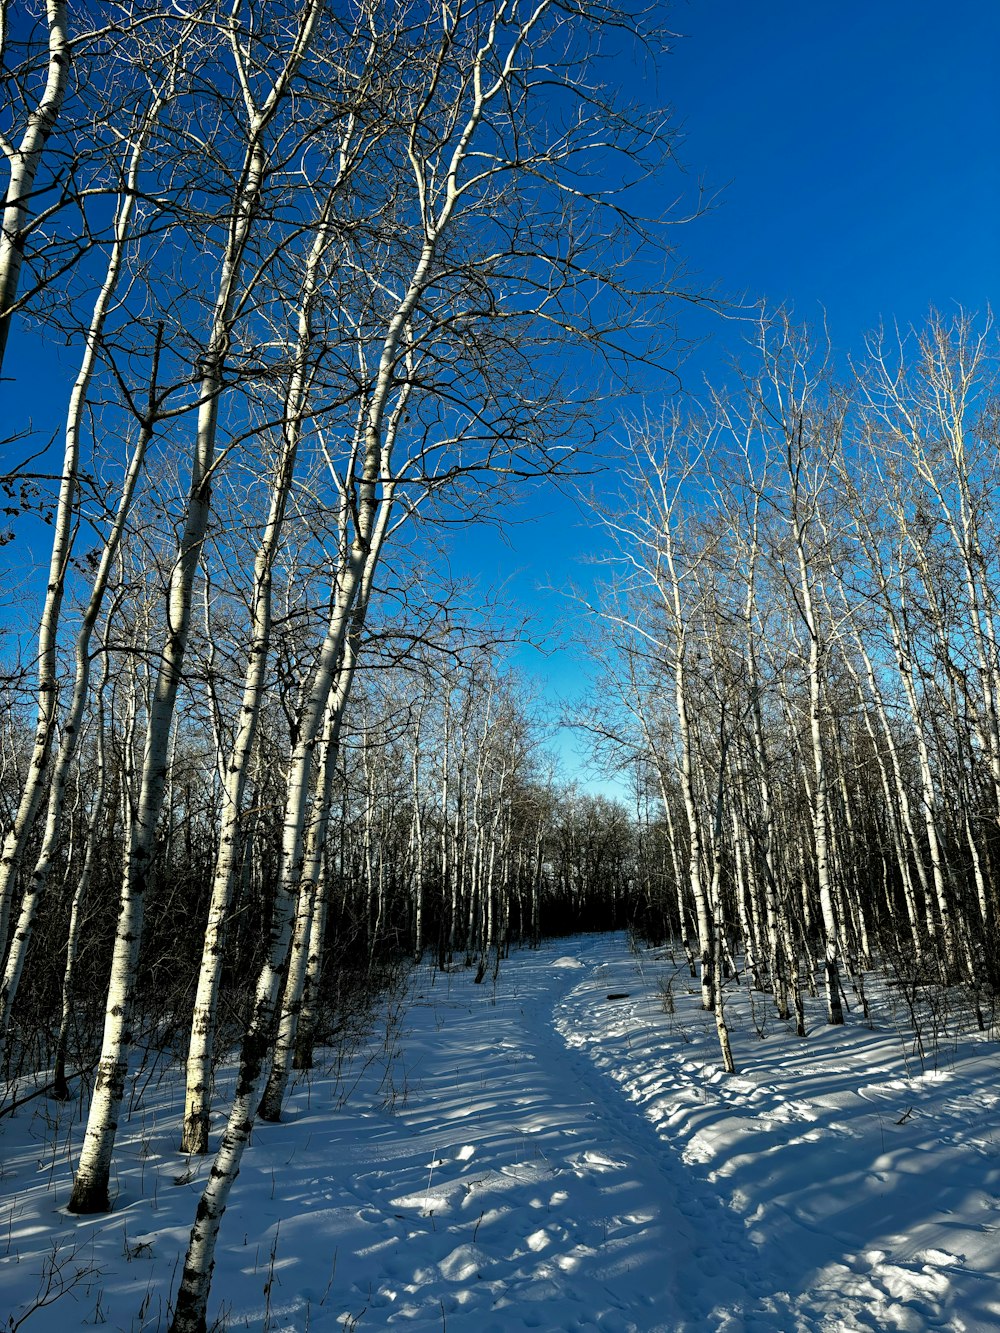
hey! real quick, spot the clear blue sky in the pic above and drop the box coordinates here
[497,0,1000,794]
[668,0,998,340]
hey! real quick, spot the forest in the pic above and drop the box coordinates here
[1,1,997,1331]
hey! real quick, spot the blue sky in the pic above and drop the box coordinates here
[497,0,1000,793]
[668,0,998,337]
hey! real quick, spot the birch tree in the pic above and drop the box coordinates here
[67,0,329,1214]
[178,144,368,1153]
[0,24,198,965]
[0,0,70,371]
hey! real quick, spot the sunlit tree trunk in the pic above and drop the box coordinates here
[706,715,736,1071]
[293,697,345,1071]
[665,537,715,1012]
[790,469,843,1026]
[180,194,339,1154]
[0,72,152,958]
[410,701,426,960]
[0,309,163,1040]
[0,0,70,371]
[264,621,364,1102]
[441,692,454,964]
[68,0,325,1213]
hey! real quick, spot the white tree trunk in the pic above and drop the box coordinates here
[68,2,324,1209]
[52,652,110,1100]
[0,303,161,1039]
[0,0,69,370]
[411,705,426,960]
[259,686,342,1112]
[180,197,336,1154]
[789,465,844,1025]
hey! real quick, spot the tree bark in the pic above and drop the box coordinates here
[68,0,325,1212]
[0,0,70,371]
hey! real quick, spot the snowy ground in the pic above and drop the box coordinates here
[3,933,1000,1331]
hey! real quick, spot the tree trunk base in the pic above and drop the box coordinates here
[67,1178,110,1214]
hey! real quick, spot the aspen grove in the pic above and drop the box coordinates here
[1,1,998,1329]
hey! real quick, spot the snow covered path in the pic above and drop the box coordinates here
[4,933,1000,1330]
[329,940,783,1332]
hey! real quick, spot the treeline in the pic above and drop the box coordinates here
[595,312,1000,1069]
[0,642,634,1092]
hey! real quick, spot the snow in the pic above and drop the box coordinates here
[4,933,1000,1331]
